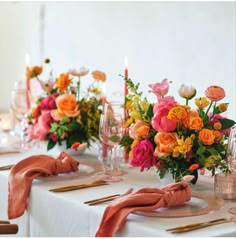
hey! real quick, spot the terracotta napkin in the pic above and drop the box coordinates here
[95,182,192,237]
[8,151,79,219]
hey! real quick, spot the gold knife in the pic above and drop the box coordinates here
[49,180,109,192]
[167,218,229,233]
[0,164,15,171]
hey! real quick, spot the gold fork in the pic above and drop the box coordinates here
[84,188,134,205]
[49,179,109,192]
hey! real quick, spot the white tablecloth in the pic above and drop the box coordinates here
[0,144,236,237]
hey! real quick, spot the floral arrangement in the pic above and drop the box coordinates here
[25,59,106,151]
[120,78,235,184]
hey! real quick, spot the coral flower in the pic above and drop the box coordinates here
[56,73,71,92]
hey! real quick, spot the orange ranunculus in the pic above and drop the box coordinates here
[92,70,106,82]
[205,85,225,102]
[189,164,199,171]
[167,106,188,121]
[26,66,43,79]
[56,73,71,92]
[154,132,178,157]
[51,94,79,120]
[213,130,223,142]
[198,128,215,145]
[183,111,203,130]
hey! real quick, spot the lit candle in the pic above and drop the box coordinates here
[102,82,107,113]
[124,56,128,96]
[25,53,31,109]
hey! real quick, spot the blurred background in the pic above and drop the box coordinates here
[0,1,235,120]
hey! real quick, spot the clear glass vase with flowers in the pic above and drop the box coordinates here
[120,77,235,184]
[25,59,106,151]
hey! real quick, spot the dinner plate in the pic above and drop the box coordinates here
[36,158,103,181]
[133,191,224,218]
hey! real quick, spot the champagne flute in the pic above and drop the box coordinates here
[99,110,123,182]
[227,126,236,171]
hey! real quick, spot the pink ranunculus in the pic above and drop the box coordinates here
[39,93,57,110]
[152,97,177,132]
[205,85,225,102]
[148,78,172,99]
[130,140,156,172]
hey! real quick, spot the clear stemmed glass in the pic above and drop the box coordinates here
[227,126,236,171]
[99,110,123,182]
[10,83,30,149]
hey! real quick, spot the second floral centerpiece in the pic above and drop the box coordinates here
[25,59,106,151]
[121,78,235,184]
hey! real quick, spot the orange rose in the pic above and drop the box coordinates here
[167,106,187,121]
[92,70,106,82]
[52,94,79,120]
[183,111,203,130]
[136,125,150,138]
[26,66,43,78]
[154,132,178,157]
[198,129,215,145]
[129,120,149,139]
[205,85,225,102]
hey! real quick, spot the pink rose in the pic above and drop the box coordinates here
[130,140,156,172]
[149,78,172,99]
[152,97,177,132]
[27,111,52,141]
[205,85,225,102]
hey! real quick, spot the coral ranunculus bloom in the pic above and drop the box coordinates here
[198,128,215,145]
[92,70,106,82]
[205,85,225,102]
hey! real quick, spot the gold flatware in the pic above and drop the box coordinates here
[49,179,109,192]
[84,188,134,205]
[0,150,21,155]
[0,164,15,171]
[166,218,229,233]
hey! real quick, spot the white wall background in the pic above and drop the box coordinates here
[0,1,235,120]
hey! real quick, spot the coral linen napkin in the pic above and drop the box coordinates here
[96,182,191,237]
[8,151,79,219]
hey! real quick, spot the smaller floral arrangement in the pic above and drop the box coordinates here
[121,77,235,184]
[25,59,106,151]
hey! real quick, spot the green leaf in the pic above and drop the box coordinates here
[47,139,56,151]
[219,118,236,129]
[49,123,58,132]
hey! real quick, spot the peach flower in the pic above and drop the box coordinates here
[92,70,106,82]
[167,106,188,122]
[51,94,80,120]
[26,66,43,79]
[129,120,150,139]
[205,85,225,102]
[56,73,71,92]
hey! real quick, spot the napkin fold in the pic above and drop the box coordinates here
[8,151,79,219]
[95,182,192,237]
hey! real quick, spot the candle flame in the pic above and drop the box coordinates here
[25,54,30,66]
[124,56,128,68]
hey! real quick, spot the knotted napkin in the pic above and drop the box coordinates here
[96,182,191,237]
[8,151,79,219]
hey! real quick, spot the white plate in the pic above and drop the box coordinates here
[36,158,103,181]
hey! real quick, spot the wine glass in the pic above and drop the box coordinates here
[227,126,236,171]
[10,81,30,148]
[99,110,123,182]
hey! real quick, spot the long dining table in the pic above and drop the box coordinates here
[0,143,235,237]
